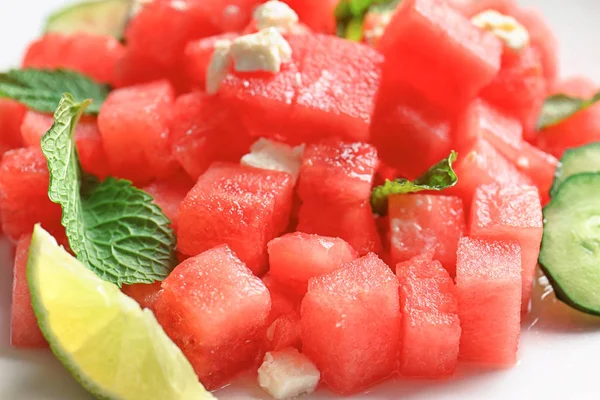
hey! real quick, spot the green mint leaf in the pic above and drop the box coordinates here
[370,0,401,13]
[370,151,459,215]
[0,69,109,114]
[538,92,600,129]
[41,93,177,286]
[335,0,400,41]
[345,17,365,41]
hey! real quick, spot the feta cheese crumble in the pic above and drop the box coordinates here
[205,39,233,95]
[471,10,530,51]
[257,348,321,400]
[254,0,299,32]
[230,27,293,73]
[241,138,304,183]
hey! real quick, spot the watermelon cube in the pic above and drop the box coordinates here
[451,0,518,16]
[142,172,194,231]
[98,80,178,184]
[389,194,466,276]
[184,33,239,90]
[121,282,162,311]
[170,92,252,180]
[371,88,452,178]
[0,148,63,242]
[301,253,400,394]
[262,273,303,324]
[481,47,547,136]
[282,0,337,33]
[22,33,125,85]
[11,234,47,348]
[378,0,502,112]
[154,244,271,389]
[456,237,521,366]
[298,139,378,205]
[297,200,382,256]
[469,183,542,312]
[267,232,358,293]
[396,257,460,377]
[20,111,108,179]
[177,164,294,275]
[536,76,600,158]
[266,312,302,352]
[0,99,26,154]
[219,34,382,144]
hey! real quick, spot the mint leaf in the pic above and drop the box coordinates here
[335,0,400,41]
[42,93,177,286]
[370,151,459,215]
[538,92,600,129]
[0,69,109,114]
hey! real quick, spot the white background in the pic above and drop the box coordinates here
[1,1,600,399]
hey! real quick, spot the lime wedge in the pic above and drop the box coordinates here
[27,225,214,400]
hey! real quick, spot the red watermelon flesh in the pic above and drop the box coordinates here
[11,234,48,348]
[469,183,542,312]
[536,76,600,158]
[297,200,382,256]
[121,282,162,311]
[219,34,382,145]
[170,92,252,180]
[184,33,239,90]
[481,46,547,136]
[456,237,521,366]
[0,148,63,242]
[282,0,337,34]
[301,253,400,394]
[142,172,194,231]
[451,0,518,16]
[266,311,302,352]
[98,80,178,184]
[20,111,108,179]
[203,0,265,33]
[396,257,460,378]
[177,163,294,275]
[298,139,378,205]
[389,194,466,277]
[154,244,271,389]
[0,99,26,153]
[378,0,502,112]
[262,273,303,324]
[267,232,358,293]
[371,87,452,179]
[22,33,124,85]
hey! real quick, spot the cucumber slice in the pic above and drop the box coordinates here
[539,172,600,315]
[550,142,600,197]
[45,0,132,38]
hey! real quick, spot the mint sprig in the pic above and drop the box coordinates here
[370,151,458,215]
[538,92,600,130]
[42,93,177,286]
[335,0,400,41]
[0,69,108,114]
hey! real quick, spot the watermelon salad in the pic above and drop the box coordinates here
[3,0,600,399]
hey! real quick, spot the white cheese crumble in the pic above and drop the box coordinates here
[230,27,293,73]
[253,0,299,32]
[257,348,321,400]
[241,138,304,183]
[471,10,530,51]
[205,39,233,95]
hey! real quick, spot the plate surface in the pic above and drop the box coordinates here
[1,1,600,399]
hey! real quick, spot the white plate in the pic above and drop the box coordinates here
[1,1,600,399]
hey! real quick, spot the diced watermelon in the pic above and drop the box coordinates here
[0,99,26,154]
[170,92,252,180]
[378,0,502,112]
[203,0,265,33]
[301,253,400,394]
[371,88,452,178]
[446,138,532,209]
[154,244,271,389]
[184,33,239,90]
[219,34,382,144]
[396,257,460,377]
[20,111,108,179]
[389,194,466,277]
[97,80,178,184]
[142,172,194,231]
[267,232,358,293]
[22,33,125,85]
[177,163,294,275]
[297,200,382,256]
[536,76,600,158]
[456,237,521,365]
[298,139,378,205]
[262,273,303,323]
[11,234,47,348]
[469,183,542,312]
[282,0,337,33]
[266,311,302,351]
[450,0,518,16]
[121,282,162,311]
[481,46,547,136]
[0,148,63,242]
